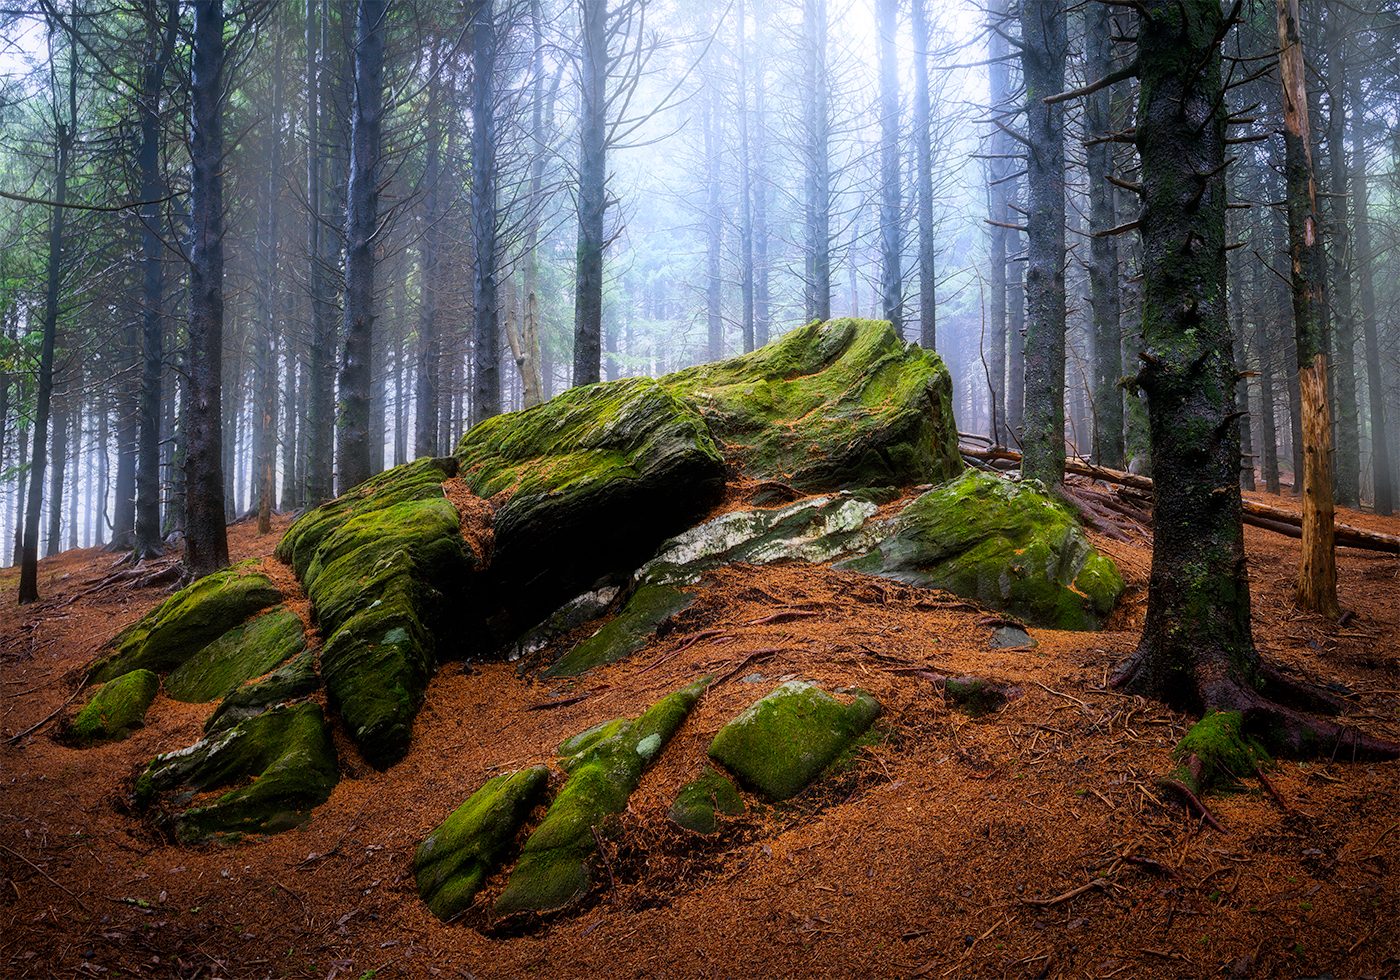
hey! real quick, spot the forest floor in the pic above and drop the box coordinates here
[0,483,1396,980]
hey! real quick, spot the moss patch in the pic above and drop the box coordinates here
[69,670,160,745]
[543,584,694,677]
[494,676,710,914]
[141,702,339,845]
[415,766,552,921]
[164,605,305,704]
[660,318,962,491]
[836,470,1124,630]
[707,681,882,802]
[1171,710,1272,794]
[669,767,745,834]
[89,561,282,682]
[203,648,321,736]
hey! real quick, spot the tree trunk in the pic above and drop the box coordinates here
[912,0,936,350]
[183,0,231,579]
[257,11,285,536]
[803,0,830,322]
[1019,0,1067,487]
[133,0,178,559]
[1278,0,1338,618]
[877,0,901,338]
[46,397,69,558]
[1113,0,1256,712]
[752,4,770,348]
[705,83,723,362]
[471,0,501,421]
[305,0,336,507]
[336,0,386,492]
[1085,0,1123,469]
[737,0,755,354]
[415,63,443,456]
[572,0,607,386]
[1323,3,1358,508]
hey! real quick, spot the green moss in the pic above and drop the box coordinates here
[90,561,281,682]
[494,677,710,914]
[414,766,552,921]
[661,318,962,491]
[70,670,160,745]
[204,648,321,736]
[164,605,305,704]
[1170,710,1271,793]
[836,470,1124,630]
[707,681,882,802]
[142,702,339,845]
[544,584,695,677]
[669,767,745,834]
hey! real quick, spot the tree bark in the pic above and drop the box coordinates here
[704,83,723,362]
[471,0,501,422]
[803,0,830,322]
[336,0,386,493]
[256,10,285,536]
[1323,3,1358,508]
[1019,0,1067,487]
[1278,0,1338,618]
[1085,0,1123,469]
[572,0,607,386]
[912,0,935,351]
[304,0,336,507]
[736,0,755,354]
[183,0,231,579]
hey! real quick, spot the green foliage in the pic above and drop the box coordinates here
[69,669,160,745]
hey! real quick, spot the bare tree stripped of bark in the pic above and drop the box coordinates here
[336,0,387,493]
[1277,0,1338,619]
[183,0,231,578]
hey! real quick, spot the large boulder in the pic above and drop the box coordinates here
[137,702,339,845]
[836,470,1125,631]
[275,456,476,769]
[455,378,726,651]
[661,318,962,492]
[69,670,160,745]
[164,605,305,704]
[494,677,710,914]
[542,584,694,678]
[89,561,282,683]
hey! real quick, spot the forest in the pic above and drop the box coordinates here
[0,0,1398,978]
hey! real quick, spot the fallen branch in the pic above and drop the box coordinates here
[526,695,590,711]
[708,648,784,688]
[745,609,820,626]
[1021,878,1108,906]
[1160,778,1227,833]
[5,679,88,744]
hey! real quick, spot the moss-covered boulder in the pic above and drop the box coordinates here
[455,377,726,651]
[203,648,320,736]
[414,766,552,921]
[661,318,961,492]
[708,681,881,802]
[274,456,477,770]
[640,492,884,588]
[836,470,1124,630]
[69,670,160,744]
[494,677,710,914]
[669,767,745,834]
[139,702,339,845]
[164,605,305,704]
[543,584,694,678]
[89,561,282,683]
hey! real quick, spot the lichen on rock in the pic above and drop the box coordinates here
[836,470,1124,630]
[415,766,552,921]
[707,681,881,802]
[69,669,160,745]
[493,676,710,915]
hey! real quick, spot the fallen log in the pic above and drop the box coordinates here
[959,446,1400,554]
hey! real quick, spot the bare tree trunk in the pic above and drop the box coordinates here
[305,0,336,506]
[572,0,607,386]
[752,2,770,348]
[183,0,231,579]
[256,11,285,536]
[737,0,755,353]
[877,0,901,337]
[46,396,69,558]
[415,62,443,455]
[912,0,935,350]
[471,0,500,421]
[1278,0,1338,618]
[1020,0,1067,488]
[705,83,723,362]
[1085,0,1123,469]
[336,0,386,492]
[803,0,830,322]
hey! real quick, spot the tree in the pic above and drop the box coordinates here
[1277,0,1338,618]
[1110,0,1393,760]
[470,0,501,422]
[802,0,831,323]
[183,0,231,578]
[1019,0,1067,488]
[572,0,607,386]
[304,0,336,507]
[336,0,386,492]
[876,0,900,337]
[911,0,935,351]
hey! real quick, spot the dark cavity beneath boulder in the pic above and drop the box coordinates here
[455,377,726,652]
[137,702,339,845]
[68,669,160,745]
[661,318,962,492]
[414,766,552,922]
[708,681,881,802]
[837,470,1125,631]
